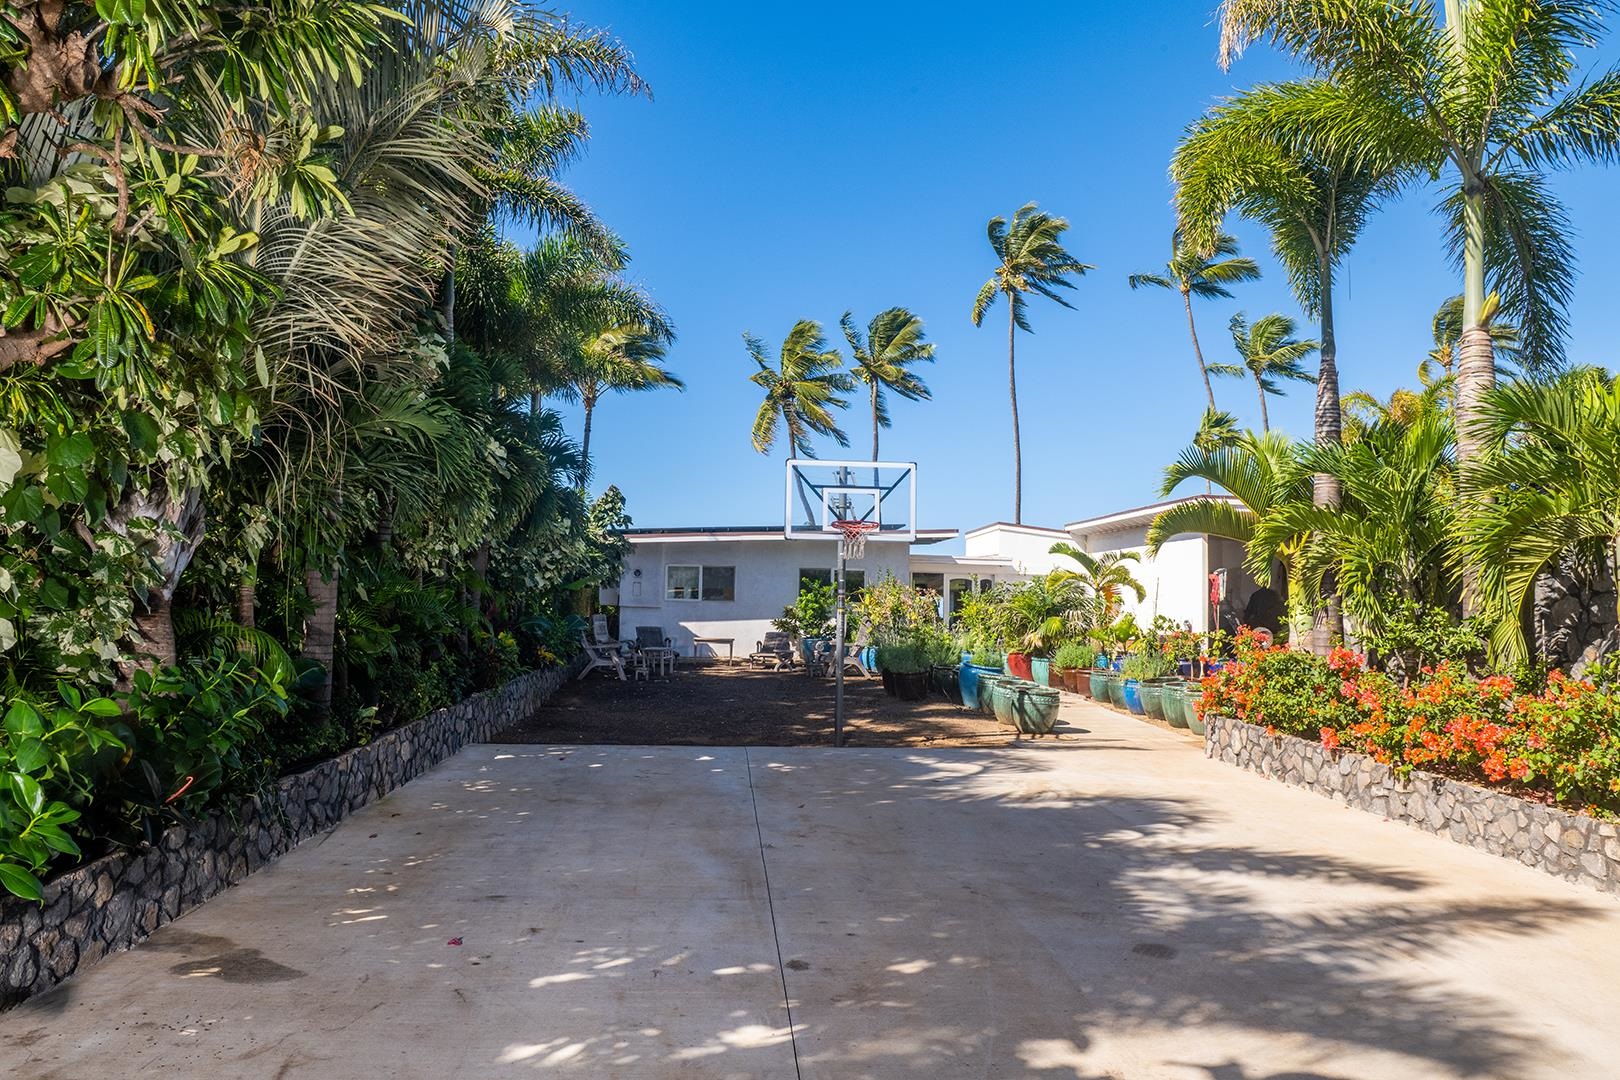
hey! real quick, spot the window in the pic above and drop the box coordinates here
[667,565,734,602]
[798,568,865,594]
[667,565,700,600]
[701,565,735,602]
[912,573,945,594]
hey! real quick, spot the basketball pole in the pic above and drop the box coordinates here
[834,533,847,747]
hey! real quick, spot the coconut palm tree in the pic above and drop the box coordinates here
[1214,0,1620,478]
[971,203,1093,524]
[1047,545,1146,623]
[1129,231,1261,410]
[840,308,935,460]
[746,320,854,458]
[570,324,683,480]
[1459,371,1620,663]
[1210,313,1318,432]
[1190,406,1242,494]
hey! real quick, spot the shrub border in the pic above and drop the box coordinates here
[0,655,585,1008]
[1205,713,1620,897]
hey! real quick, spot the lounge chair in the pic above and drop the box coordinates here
[751,631,796,670]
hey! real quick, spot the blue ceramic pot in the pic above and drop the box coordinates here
[958,663,1001,709]
[1123,678,1146,715]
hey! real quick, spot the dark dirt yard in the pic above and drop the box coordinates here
[495,663,1084,747]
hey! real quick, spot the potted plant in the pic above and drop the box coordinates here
[958,643,1002,710]
[876,636,931,701]
[775,578,836,667]
[1053,642,1095,696]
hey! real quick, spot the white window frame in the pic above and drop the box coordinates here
[667,564,735,602]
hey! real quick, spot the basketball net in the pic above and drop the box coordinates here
[833,519,879,560]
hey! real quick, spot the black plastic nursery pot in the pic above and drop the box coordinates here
[892,670,930,701]
[881,668,896,695]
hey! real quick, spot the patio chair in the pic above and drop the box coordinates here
[591,614,624,648]
[635,626,670,649]
[750,631,796,670]
[578,630,627,681]
[635,626,675,677]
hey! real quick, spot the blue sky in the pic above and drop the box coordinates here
[521,2,1620,544]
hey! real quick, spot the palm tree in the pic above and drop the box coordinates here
[571,324,683,480]
[971,203,1093,524]
[746,320,854,458]
[1459,371,1620,663]
[1210,313,1318,432]
[1341,384,1449,444]
[1129,231,1261,410]
[1253,412,1458,638]
[1214,0,1620,478]
[1420,295,1520,389]
[840,308,935,460]
[1047,545,1146,624]
[1174,111,1393,653]
[1191,406,1242,494]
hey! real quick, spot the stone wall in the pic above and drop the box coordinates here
[1206,713,1620,897]
[0,657,583,1008]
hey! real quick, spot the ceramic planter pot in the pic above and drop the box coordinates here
[1030,658,1051,687]
[1005,652,1034,680]
[1089,669,1110,700]
[977,673,1008,716]
[1183,686,1206,735]
[1140,681,1165,720]
[990,679,1021,726]
[935,665,964,705]
[1122,678,1146,715]
[1163,681,1190,729]
[1072,669,1094,698]
[1105,674,1126,709]
[893,670,929,701]
[1014,686,1062,735]
[958,664,999,709]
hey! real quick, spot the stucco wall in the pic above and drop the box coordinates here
[963,525,1068,575]
[614,539,911,656]
[1069,524,1212,632]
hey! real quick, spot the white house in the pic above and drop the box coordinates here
[601,525,1014,659]
[603,496,1271,657]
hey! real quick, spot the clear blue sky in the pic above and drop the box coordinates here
[521,2,1620,543]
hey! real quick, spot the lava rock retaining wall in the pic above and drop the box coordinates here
[1,657,583,1008]
[1206,713,1620,897]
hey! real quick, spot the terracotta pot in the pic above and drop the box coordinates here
[1006,652,1034,680]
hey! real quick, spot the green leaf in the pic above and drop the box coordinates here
[11,738,48,773]
[46,432,94,470]
[0,862,43,902]
[34,824,79,858]
[121,411,161,454]
[8,771,44,815]
[79,697,122,718]
[0,618,14,653]
[3,701,42,736]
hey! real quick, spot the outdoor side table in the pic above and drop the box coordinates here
[691,636,735,665]
[643,646,677,676]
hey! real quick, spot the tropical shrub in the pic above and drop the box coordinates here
[773,579,837,641]
[1202,632,1620,815]
[1053,642,1096,670]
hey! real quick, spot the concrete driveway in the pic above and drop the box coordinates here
[7,700,1620,1079]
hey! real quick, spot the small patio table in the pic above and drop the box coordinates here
[691,636,735,665]
[641,645,677,677]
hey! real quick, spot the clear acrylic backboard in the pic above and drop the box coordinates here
[784,459,916,544]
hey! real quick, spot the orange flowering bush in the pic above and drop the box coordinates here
[1199,631,1620,814]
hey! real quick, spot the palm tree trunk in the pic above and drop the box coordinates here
[131,595,178,670]
[1254,373,1270,432]
[529,389,542,415]
[303,562,340,710]
[236,573,256,629]
[1183,288,1216,411]
[871,382,880,461]
[441,263,456,349]
[1007,300,1022,525]
[1311,259,1345,654]
[580,395,596,484]
[1457,183,1493,617]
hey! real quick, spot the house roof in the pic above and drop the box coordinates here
[1062,495,1246,535]
[961,521,1069,540]
[622,526,958,546]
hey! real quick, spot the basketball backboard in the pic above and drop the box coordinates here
[784,459,916,543]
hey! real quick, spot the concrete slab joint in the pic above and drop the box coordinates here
[1205,712,1620,898]
[0,654,586,1009]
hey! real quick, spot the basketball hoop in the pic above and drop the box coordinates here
[833,518,879,559]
